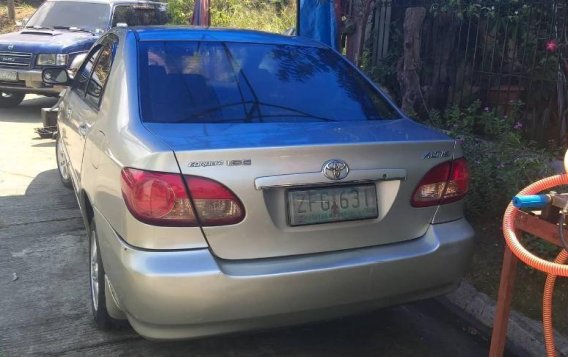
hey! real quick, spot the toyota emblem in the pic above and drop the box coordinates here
[322,159,349,181]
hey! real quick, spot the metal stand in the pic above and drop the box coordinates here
[489,210,567,356]
[489,245,518,356]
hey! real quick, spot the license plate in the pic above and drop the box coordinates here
[0,70,17,82]
[288,184,378,226]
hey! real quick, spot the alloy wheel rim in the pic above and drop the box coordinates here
[57,139,69,180]
[90,230,99,311]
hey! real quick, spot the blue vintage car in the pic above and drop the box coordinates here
[0,0,168,107]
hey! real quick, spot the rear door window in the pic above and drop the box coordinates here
[138,41,399,123]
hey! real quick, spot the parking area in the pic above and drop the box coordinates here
[0,96,491,356]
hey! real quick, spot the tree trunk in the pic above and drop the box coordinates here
[397,7,426,116]
[428,12,458,110]
[7,0,16,23]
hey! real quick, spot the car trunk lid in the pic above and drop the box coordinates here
[145,119,457,260]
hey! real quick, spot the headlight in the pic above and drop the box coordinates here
[36,54,68,66]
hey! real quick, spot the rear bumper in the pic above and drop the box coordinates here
[0,68,60,95]
[95,208,474,340]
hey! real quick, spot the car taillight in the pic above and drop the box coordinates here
[184,176,245,226]
[121,168,197,226]
[121,168,245,226]
[411,158,469,207]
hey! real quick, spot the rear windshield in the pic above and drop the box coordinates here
[112,4,169,27]
[26,1,110,32]
[139,41,399,124]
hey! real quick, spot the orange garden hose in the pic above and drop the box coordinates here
[543,250,568,357]
[502,173,568,357]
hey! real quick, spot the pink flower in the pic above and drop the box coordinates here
[546,39,558,53]
[514,121,523,129]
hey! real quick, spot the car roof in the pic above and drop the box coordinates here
[130,27,327,47]
[48,0,165,5]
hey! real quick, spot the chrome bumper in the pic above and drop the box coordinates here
[0,68,60,95]
[95,208,474,340]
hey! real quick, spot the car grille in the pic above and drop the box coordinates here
[0,51,32,68]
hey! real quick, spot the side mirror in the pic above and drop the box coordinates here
[68,52,87,79]
[42,68,72,86]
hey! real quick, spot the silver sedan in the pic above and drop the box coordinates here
[43,26,474,340]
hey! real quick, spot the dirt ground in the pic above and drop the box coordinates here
[0,5,37,35]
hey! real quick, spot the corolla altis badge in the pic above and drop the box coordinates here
[423,150,450,159]
[188,160,223,168]
[322,159,349,181]
[188,159,251,168]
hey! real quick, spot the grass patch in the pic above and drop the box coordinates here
[211,0,295,33]
[467,217,568,335]
[168,0,296,33]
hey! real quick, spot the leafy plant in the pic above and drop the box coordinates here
[167,0,295,32]
[167,0,194,24]
[210,0,295,33]
[359,17,404,105]
[429,100,555,218]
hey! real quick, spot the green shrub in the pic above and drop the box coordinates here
[167,0,295,32]
[168,0,194,24]
[211,0,295,33]
[428,101,555,219]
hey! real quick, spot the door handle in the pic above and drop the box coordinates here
[78,123,88,137]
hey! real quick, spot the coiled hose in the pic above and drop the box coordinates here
[543,251,568,357]
[502,173,568,357]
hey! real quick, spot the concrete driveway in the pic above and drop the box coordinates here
[0,96,491,356]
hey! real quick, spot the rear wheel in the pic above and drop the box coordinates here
[0,91,25,108]
[89,220,120,330]
[55,135,72,188]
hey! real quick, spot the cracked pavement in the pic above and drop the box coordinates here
[0,96,492,356]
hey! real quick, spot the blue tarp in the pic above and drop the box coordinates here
[299,0,339,50]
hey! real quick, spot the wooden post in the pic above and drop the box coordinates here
[7,0,16,24]
[396,7,426,115]
[489,245,518,357]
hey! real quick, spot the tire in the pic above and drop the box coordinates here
[89,220,120,330]
[0,91,25,108]
[55,135,72,189]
